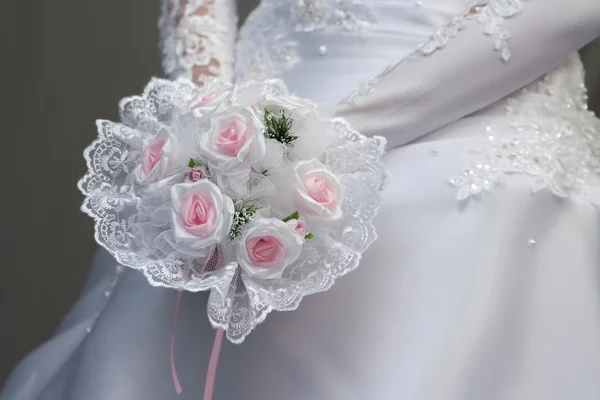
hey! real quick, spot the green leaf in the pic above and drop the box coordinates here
[188,158,196,168]
[263,108,297,146]
[304,233,314,240]
[282,211,299,223]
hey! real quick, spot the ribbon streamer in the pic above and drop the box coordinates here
[203,328,225,400]
[170,291,183,395]
[170,290,225,399]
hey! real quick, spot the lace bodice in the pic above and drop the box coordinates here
[160,1,600,109]
[159,0,600,204]
[236,0,473,105]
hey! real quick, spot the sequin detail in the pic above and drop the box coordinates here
[342,0,528,105]
[236,0,376,82]
[449,55,600,201]
[418,17,467,56]
[291,0,376,33]
[468,0,529,62]
[237,16,300,82]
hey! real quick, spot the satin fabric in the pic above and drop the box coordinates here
[4,1,600,399]
[5,141,600,400]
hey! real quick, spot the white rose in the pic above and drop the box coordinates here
[293,160,344,221]
[261,94,316,116]
[191,90,233,118]
[232,80,288,108]
[237,218,304,280]
[170,180,234,256]
[259,94,334,161]
[135,129,181,184]
[260,93,316,131]
[198,107,266,189]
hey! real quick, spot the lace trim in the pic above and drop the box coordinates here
[342,0,527,105]
[449,54,600,201]
[236,15,301,82]
[159,0,237,85]
[291,0,376,33]
[468,0,528,62]
[235,0,376,83]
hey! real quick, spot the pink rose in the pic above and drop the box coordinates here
[170,181,234,256]
[215,118,248,156]
[191,92,221,109]
[198,107,266,191]
[261,94,316,116]
[288,96,316,111]
[141,139,165,177]
[286,218,307,237]
[293,160,344,221]
[180,192,216,236]
[246,236,285,265]
[139,138,172,183]
[190,90,232,118]
[237,218,303,280]
[186,166,206,182]
[136,129,182,184]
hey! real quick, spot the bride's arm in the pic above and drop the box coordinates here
[159,0,237,85]
[335,0,600,149]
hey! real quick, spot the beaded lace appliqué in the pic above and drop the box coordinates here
[468,0,528,62]
[449,55,600,201]
[422,0,528,62]
[291,0,376,33]
[342,0,527,105]
[235,0,376,82]
[235,8,301,82]
[159,0,237,84]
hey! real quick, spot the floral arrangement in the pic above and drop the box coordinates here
[79,78,387,343]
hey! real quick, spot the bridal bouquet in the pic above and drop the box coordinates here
[79,78,387,343]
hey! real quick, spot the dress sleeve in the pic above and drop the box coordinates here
[335,0,600,149]
[159,0,238,85]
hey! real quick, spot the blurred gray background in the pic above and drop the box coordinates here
[1,0,599,385]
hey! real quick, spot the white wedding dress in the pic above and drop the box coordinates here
[3,1,600,399]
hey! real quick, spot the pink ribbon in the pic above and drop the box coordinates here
[170,291,225,400]
[203,328,225,400]
[170,291,183,395]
